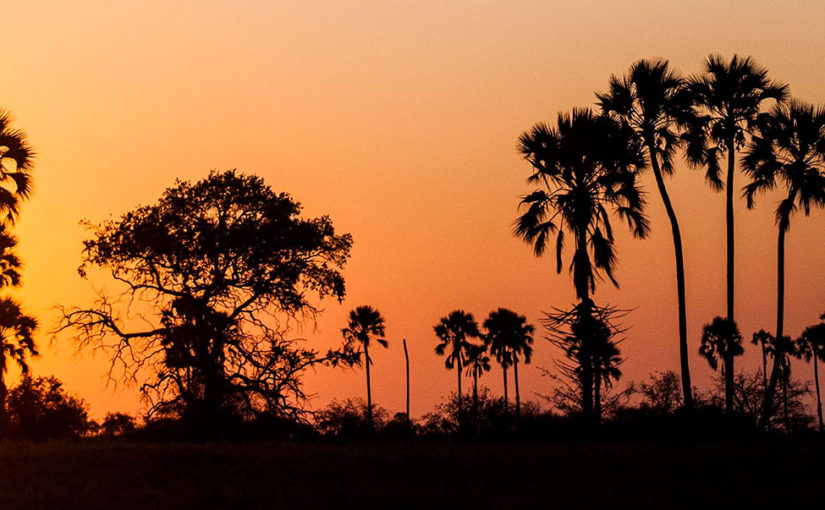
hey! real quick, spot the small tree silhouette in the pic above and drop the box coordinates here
[796,321,825,432]
[483,308,534,420]
[699,317,744,413]
[434,310,480,431]
[341,305,387,431]
[464,343,491,429]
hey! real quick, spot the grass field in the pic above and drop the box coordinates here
[0,438,822,509]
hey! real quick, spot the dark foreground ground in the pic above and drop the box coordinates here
[0,438,822,509]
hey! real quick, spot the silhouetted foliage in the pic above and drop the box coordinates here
[341,305,387,431]
[6,376,92,440]
[638,370,683,414]
[699,317,744,413]
[0,110,34,222]
[315,398,389,440]
[743,101,825,427]
[434,310,480,432]
[482,308,534,419]
[99,412,137,437]
[57,170,357,438]
[797,319,825,431]
[597,59,695,408]
[0,297,37,433]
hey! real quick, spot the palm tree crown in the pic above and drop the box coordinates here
[434,310,480,371]
[341,305,388,360]
[0,298,38,379]
[0,111,34,222]
[515,108,649,301]
[483,308,534,369]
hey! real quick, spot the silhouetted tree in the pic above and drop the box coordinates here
[796,320,825,432]
[515,109,647,420]
[752,329,773,392]
[0,298,37,432]
[341,305,387,431]
[434,310,480,429]
[6,376,92,440]
[0,110,34,222]
[743,101,825,428]
[465,343,491,428]
[56,170,358,437]
[314,398,389,440]
[482,308,534,418]
[598,59,694,408]
[99,412,137,437]
[638,371,683,414]
[699,317,744,413]
[683,55,787,333]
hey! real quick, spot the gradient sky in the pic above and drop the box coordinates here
[3,1,825,420]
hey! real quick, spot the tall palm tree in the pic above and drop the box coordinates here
[597,59,695,408]
[0,111,34,222]
[483,308,534,419]
[434,310,480,427]
[699,316,744,413]
[683,55,788,331]
[797,321,825,432]
[743,101,825,428]
[0,298,37,429]
[515,108,648,419]
[341,305,387,430]
[464,343,491,429]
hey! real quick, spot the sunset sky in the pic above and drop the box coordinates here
[3,1,825,420]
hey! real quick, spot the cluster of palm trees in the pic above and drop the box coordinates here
[515,54,825,427]
[0,111,38,431]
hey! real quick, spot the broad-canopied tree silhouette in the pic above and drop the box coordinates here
[434,310,480,429]
[796,319,825,432]
[464,343,491,429]
[0,110,34,222]
[699,316,744,413]
[743,101,825,428]
[515,108,648,420]
[57,170,358,437]
[682,55,788,334]
[341,305,388,430]
[597,59,695,409]
[483,308,534,419]
[0,298,37,432]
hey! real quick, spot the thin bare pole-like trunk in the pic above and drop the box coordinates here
[724,354,735,413]
[513,358,521,420]
[761,342,768,393]
[365,343,373,430]
[403,338,410,421]
[502,365,509,415]
[813,351,823,432]
[594,364,602,425]
[647,139,693,409]
[456,356,463,430]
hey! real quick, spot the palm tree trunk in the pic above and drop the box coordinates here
[726,144,736,325]
[761,226,786,429]
[0,375,7,434]
[594,363,602,425]
[502,365,509,415]
[575,225,595,421]
[813,352,823,432]
[783,375,790,430]
[724,354,735,414]
[403,338,410,422]
[473,370,479,433]
[647,142,693,409]
[761,342,768,393]
[457,356,463,429]
[514,358,521,420]
[365,344,373,430]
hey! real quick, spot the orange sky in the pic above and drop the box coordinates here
[3,1,825,420]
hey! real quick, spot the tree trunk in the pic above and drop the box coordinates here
[724,354,735,414]
[761,342,768,394]
[813,352,823,432]
[726,144,736,325]
[365,343,373,430]
[0,375,7,434]
[761,226,786,429]
[575,225,594,421]
[403,338,410,422]
[457,356,463,430]
[783,375,790,431]
[502,365,509,416]
[514,359,521,420]
[647,140,693,409]
[473,370,479,434]
[594,362,602,425]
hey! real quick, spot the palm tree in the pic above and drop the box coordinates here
[751,329,773,392]
[597,59,694,408]
[743,100,825,428]
[483,308,534,419]
[699,317,744,413]
[434,310,480,427]
[515,109,648,420]
[797,321,825,432]
[0,111,34,221]
[0,298,37,430]
[0,227,21,289]
[464,343,491,428]
[683,55,788,331]
[341,305,387,430]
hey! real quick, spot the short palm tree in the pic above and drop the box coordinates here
[597,59,695,408]
[797,320,825,432]
[743,100,825,427]
[434,310,480,426]
[683,55,788,331]
[341,305,387,430]
[483,308,534,418]
[0,298,37,429]
[0,111,34,221]
[751,329,773,392]
[464,343,491,428]
[699,316,744,413]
